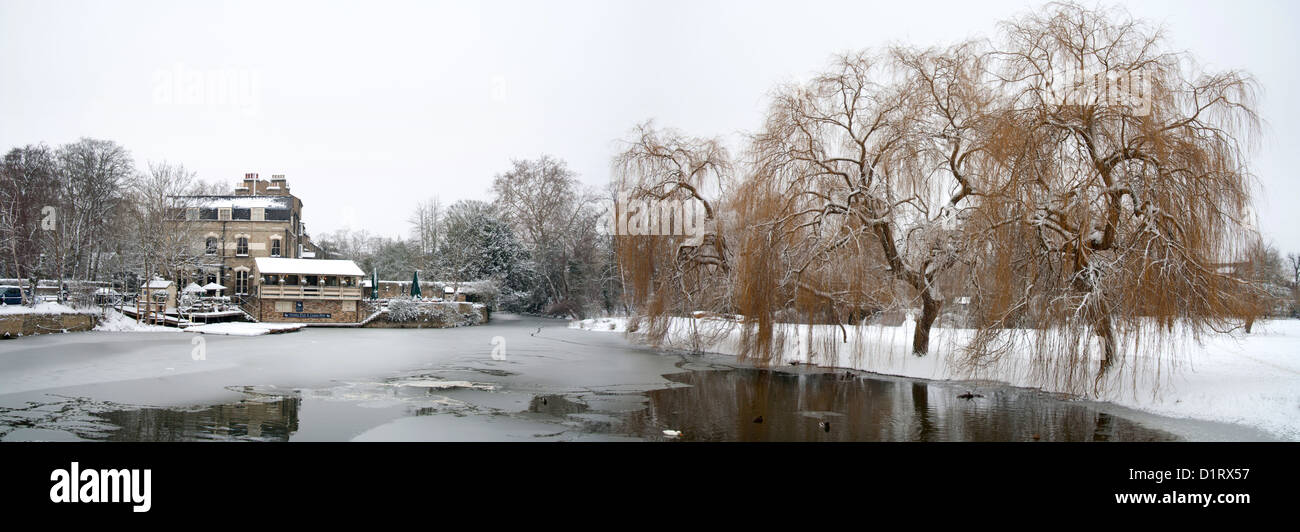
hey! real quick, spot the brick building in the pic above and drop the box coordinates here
[251,257,365,323]
[171,173,322,299]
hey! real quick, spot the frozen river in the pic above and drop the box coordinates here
[0,314,1273,441]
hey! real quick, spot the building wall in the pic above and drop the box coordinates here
[256,298,359,323]
[0,313,99,337]
[170,176,308,295]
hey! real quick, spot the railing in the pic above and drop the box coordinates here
[258,285,362,299]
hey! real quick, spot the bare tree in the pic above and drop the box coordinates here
[56,138,133,282]
[408,196,442,276]
[491,156,603,316]
[737,44,993,359]
[130,162,200,320]
[613,122,733,343]
[969,2,1262,393]
[0,144,60,303]
[1286,252,1299,288]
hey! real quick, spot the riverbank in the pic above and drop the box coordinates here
[0,303,102,337]
[570,316,1300,441]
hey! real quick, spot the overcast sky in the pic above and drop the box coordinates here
[1,0,1297,252]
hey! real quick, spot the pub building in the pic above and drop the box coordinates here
[251,257,365,323]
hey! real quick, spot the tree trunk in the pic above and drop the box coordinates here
[1093,312,1117,395]
[912,293,942,356]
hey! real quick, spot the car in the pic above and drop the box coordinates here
[0,285,24,305]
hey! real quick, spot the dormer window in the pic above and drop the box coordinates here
[218,208,232,221]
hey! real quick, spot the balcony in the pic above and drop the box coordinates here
[258,285,362,299]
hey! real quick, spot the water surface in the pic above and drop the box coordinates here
[0,316,1259,441]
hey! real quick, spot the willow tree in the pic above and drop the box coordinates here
[968,2,1262,393]
[613,122,733,347]
[739,44,994,358]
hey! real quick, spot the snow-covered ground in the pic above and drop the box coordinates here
[570,317,629,332]
[183,322,305,336]
[573,316,1300,440]
[93,312,303,335]
[93,310,181,333]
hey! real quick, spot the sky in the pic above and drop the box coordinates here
[1,0,1297,252]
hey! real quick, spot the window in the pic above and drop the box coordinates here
[235,270,249,295]
[218,208,231,221]
[270,238,281,257]
[236,237,248,256]
[205,237,218,255]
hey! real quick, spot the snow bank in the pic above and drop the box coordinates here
[184,322,305,336]
[93,311,180,333]
[577,315,1300,440]
[569,317,628,332]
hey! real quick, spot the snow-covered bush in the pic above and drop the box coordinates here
[385,298,484,326]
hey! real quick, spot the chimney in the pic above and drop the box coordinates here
[270,174,289,195]
[235,172,257,195]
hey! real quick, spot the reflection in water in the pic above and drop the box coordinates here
[618,369,1177,441]
[92,397,301,442]
[59,367,1175,442]
[529,394,588,416]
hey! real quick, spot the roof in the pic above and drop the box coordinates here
[254,257,364,276]
[142,280,173,289]
[173,195,292,210]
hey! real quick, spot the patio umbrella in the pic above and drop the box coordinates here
[410,270,422,298]
[202,282,226,291]
[183,282,205,293]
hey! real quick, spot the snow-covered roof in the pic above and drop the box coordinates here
[183,283,206,293]
[254,257,364,276]
[175,195,292,210]
[142,279,173,289]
